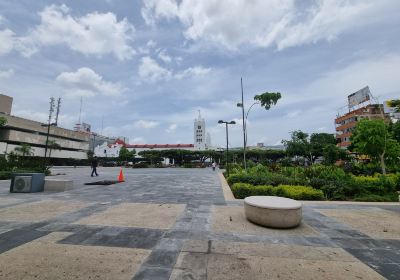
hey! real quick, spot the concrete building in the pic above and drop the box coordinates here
[0,94,89,159]
[335,104,389,148]
[0,94,13,114]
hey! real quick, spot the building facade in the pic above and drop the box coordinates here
[0,94,89,159]
[0,113,90,159]
[335,104,389,148]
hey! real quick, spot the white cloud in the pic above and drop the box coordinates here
[134,120,159,129]
[0,69,14,79]
[158,49,172,63]
[0,29,15,55]
[175,66,211,79]
[142,0,395,50]
[142,0,178,25]
[131,137,146,144]
[166,123,177,133]
[56,67,124,98]
[22,4,135,60]
[138,56,211,83]
[138,56,172,82]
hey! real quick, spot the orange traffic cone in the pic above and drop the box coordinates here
[118,168,125,182]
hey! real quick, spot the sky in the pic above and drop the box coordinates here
[0,0,399,148]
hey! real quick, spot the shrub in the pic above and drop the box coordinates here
[354,193,398,202]
[231,183,254,199]
[227,173,272,186]
[275,185,324,200]
[351,175,397,195]
[231,183,275,199]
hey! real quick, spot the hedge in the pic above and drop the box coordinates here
[275,185,324,200]
[231,183,324,200]
[227,173,306,187]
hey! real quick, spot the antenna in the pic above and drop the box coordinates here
[48,97,55,124]
[101,115,104,135]
[55,97,61,126]
[78,96,83,125]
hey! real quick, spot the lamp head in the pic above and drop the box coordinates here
[237,103,243,107]
[229,121,236,124]
[218,120,224,124]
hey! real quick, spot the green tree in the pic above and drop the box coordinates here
[351,119,400,174]
[389,121,400,142]
[0,116,7,127]
[254,92,282,110]
[48,140,61,158]
[322,144,348,165]
[13,144,33,157]
[283,131,312,163]
[283,131,337,164]
[119,147,135,161]
[387,99,400,112]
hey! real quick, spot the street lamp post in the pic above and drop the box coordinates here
[218,120,236,176]
[41,123,56,171]
[237,99,260,169]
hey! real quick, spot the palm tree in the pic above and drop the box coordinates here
[48,140,62,158]
[13,144,33,157]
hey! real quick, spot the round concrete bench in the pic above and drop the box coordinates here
[244,196,302,228]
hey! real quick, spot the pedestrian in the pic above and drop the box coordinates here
[212,161,216,171]
[91,156,99,177]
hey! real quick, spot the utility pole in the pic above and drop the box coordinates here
[43,97,55,170]
[55,97,61,126]
[240,78,247,170]
[218,120,236,177]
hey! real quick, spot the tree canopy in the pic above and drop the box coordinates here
[119,147,135,161]
[254,92,281,110]
[351,119,400,174]
[283,131,338,164]
[0,116,7,127]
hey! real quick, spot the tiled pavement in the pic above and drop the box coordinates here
[0,167,399,279]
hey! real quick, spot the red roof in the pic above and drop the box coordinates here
[113,139,193,149]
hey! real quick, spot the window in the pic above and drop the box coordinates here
[198,126,201,129]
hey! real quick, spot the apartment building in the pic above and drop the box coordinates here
[335,104,388,148]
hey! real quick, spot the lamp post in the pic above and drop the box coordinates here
[237,100,260,169]
[218,120,236,176]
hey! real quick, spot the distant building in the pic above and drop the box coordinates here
[94,140,194,158]
[194,111,207,150]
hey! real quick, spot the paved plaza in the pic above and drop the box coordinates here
[0,167,399,279]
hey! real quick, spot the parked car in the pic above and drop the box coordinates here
[102,161,117,167]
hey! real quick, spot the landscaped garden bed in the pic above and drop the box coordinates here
[225,164,400,201]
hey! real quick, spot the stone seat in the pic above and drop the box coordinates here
[44,179,73,192]
[244,196,302,228]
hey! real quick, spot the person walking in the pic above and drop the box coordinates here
[212,161,216,171]
[91,156,99,177]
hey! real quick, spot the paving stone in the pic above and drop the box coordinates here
[0,232,150,280]
[368,263,400,280]
[0,228,49,253]
[317,208,400,239]
[144,249,181,268]
[74,202,185,229]
[60,227,164,249]
[132,266,172,280]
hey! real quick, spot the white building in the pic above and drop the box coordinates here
[194,111,210,150]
